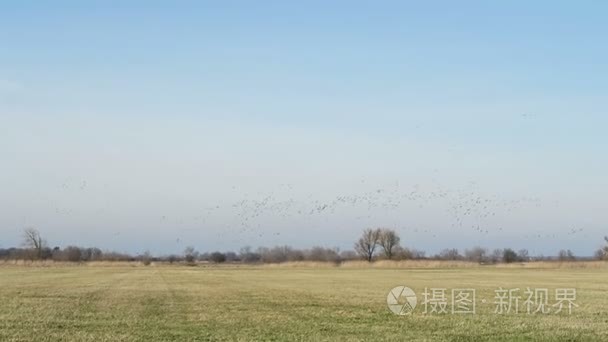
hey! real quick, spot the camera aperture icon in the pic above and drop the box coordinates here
[387,286,417,315]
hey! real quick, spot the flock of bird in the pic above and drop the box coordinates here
[49,176,588,246]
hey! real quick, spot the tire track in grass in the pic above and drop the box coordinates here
[127,267,203,340]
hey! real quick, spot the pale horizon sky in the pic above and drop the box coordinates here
[1,1,607,256]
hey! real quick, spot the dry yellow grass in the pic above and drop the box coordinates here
[2,259,606,269]
[2,265,608,341]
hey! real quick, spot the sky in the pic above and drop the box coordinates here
[1,1,607,256]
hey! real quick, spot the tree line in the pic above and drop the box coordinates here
[352,228,601,263]
[1,228,606,264]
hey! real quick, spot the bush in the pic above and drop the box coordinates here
[307,246,340,263]
[594,249,605,260]
[184,246,198,264]
[558,249,576,261]
[239,246,261,263]
[167,255,179,264]
[517,249,530,262]
[64,246,83,262]
[339,250,358,261]
[503,248,518,263]
[464,247,487,263]
[141,251,152,266]
[258,246,304,263]
[209,252,226,263]
[436,248,462,261]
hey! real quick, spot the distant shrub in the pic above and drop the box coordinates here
[210,252,226,263]
[64,246,83,262]
[183,246,198,264]
[224,251,239,262]
[464,247,488,263]
[239,246,261,263]
[558,249,576,261]
[436,248,462,261]
[258,246,304,263]
[167,255,179,264]
[503,248,518,263]
[339,250,358,261]
[307,246,340,263]
[141,251,152,266]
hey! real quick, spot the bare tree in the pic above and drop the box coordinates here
[517,249,530,262]
[63,246,82,262]
[436,248,462,261]
[558,249,576,261]
[339,250,358,261]
[22,228,47,260]
[183,246,198,264]
[307,246,340,263]
[503,248,518,263]
[602,237,608,260]
[593,237,608,260]
[464,247,487,263]
[490,248,503,263]
[239,246,260,263]
[378,229,400,260]
[258,245,304,263]
[354,228,381,262]
[209,251,226,263]
[140,251,152,266]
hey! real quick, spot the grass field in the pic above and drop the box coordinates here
[1,265,608,341]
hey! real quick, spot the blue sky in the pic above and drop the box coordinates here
[1,1,607,255]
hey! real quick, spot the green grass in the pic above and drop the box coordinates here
[1,265,608,341]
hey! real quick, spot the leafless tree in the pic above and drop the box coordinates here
[258,245,304,263]
[502,248,518,263]
[558,249,576,261]
[354,228,381,262]
[391,246,409,260]
[239,246,260,263]
[436,248,462,260]
[22,228,47,260]
[183,246,198,263]
[490,248,503,263]
[410,248,426,260]
[307,246,340,263]
[224,251,239,262]
[378,229,400,260]
[464,247,487,263]
[140,251,152,266]
[517,249,530,262]
[63,246,83,262]
[209,251,226,263]
[339,250,358,261]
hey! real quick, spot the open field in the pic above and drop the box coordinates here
[1,265,608,341]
